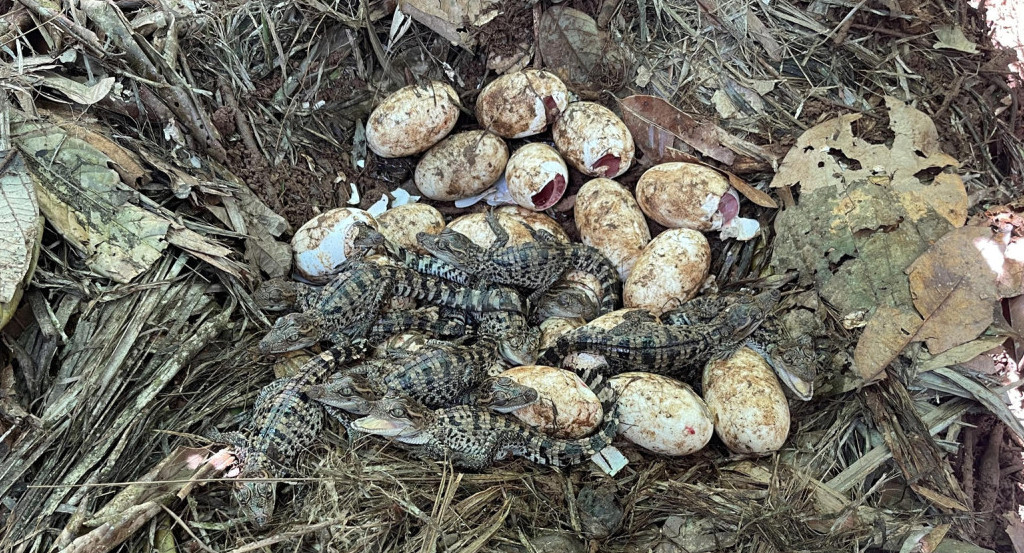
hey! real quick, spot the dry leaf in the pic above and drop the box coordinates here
[619,95,735,165]
[906,225,1001,354]
[1004,513,1024,553]
[397,0,502,48]
[0,151,40,304]
[916,335,1009,372]
[853,306,922,381]
[538,6,624,93]
[933,25,979,54]
[38,73,116,105]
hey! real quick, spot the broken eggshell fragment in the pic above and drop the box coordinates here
[365,81,461,158]
[292,208,378,281]
[475,69,569,138]
[608,372,714,456]
[504,143,569,211]
[623,229,710,316]
[553,102,634,178]
[414,130,509,201]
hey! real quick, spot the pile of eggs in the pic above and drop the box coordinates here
[285,70,790,460]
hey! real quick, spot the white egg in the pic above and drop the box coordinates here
[635,162,737,231]
[365,81,461,158]
[574,178,651,281]
[501,365,603,438]
[291,208,377,281]
[608,372,714,456]
[446,209,568,248]
[623,229,710,315]
[376,203,446,254]
[415,130,508,201]
[703,347,791,454]
[539,316,586,350]
[552,102,634,178]
[504,143,569,211]
[475,69,569,138]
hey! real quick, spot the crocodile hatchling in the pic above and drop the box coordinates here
[417,210,621,314]
[661,291,817,400]
[350,222,474,286]
[350,369,618,470]
[539,289,781,385]
[258,259,538,363]
[208,343,367,527]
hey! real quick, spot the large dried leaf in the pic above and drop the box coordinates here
[853,306,922,381]
[619,95,735,165]
[12,115,169,282]
[538,6,624,92]
[37,73,116,105]
[397,0,502,48]
[0,151,40,303]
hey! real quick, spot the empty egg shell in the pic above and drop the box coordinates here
[292,208,378,281]
[501,365,603,438]
[365,81,461,158]
[608,372,714,456]
[635,162,735,231]
[575,178,652,281]
[623,229,710,315]
[553,102,634,178]
[376,203,446,254]
[475,69,569,138]
[415,130,509,201]
[505,143,569,211]
[702,347,791,454]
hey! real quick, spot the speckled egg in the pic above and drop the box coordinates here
[501,365,603,438]
[376,203,446,254]
[623,229,710,315]
[366,81,461,158]
[608,372,714,456]
[539,316,586,350]
[552,102,634,178]
[447,209,568,248]
[575,178,651,281]
[292,208,378,281]
[475,69,569,138]
[635,162,737,231]
[505,143,569,211]
[415,130,509,201]
[703,347,791,454]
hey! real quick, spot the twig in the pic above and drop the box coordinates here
[222,517,347,553]
[160,504,218,553]
[15,0,105,56]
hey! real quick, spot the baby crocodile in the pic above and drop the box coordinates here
[417,211,621,314]
[540,289,780,384]
[351,370,618,470]
[350,222,474,286]
[208,343,367,527]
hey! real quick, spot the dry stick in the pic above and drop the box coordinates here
[223,517,348,553]
[159,504,218,553]
[15,0,105,56]
[217,76,261,157]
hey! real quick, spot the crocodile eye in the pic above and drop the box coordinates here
[339,386,353,396]
[236,484,251,502]
[389,407,407,418]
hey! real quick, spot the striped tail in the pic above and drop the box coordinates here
[570,245,621,314]
[525,367,619,467]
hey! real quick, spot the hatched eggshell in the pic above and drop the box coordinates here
[575,178,651,281]
[376,204,446,254]
[501,365,602,438]
[703,347,791,454]
[505,143,568,211]
[624,229,710,315]
[495,206,569,242]
[292,208,378,280]
[366,81,461,158]
[635,163,732,231]
[609,372,713,456]
[539,317,586,350]
[552,102,634,178]
[415,131,509,201]
[475,69,569,138]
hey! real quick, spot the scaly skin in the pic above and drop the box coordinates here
[210,343,367,527]
[351,370,617,470]
[531,282,601,323]
[417,211,621,314]
[540,289,781,384]
[253,278,317,312]
[350,222,474,286]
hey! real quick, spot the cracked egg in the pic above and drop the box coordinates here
[552,102,634,178]
[504,143,569,211]
[475,69,569,138]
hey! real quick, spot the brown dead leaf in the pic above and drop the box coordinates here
[619,95,735,165]
[853,306,923,381]
[397,0,502,48]
[1004,513,1024,553]
[906,225,1001,354]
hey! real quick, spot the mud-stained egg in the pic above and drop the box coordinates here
[292,208,377,281]
[375,203,446,254]
[414,130,508,201]
[552,102,634,178]
[447,209,568,248]
[475,69,569,138]
[702,347,791,454]
[365,81,461,158]
[539,316,586,350]
[608,372,714,456]
[574,178,652,281]
[501,365,603,439]
[635,162,738,231]
[623,229,710,316]
[504,143,569,211]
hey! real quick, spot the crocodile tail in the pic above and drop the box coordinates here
[570,245,622,314]
[525,368,620,467]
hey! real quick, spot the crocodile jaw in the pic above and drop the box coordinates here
[351,416,414,437]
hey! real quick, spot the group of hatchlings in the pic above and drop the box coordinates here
[276,69,807,465]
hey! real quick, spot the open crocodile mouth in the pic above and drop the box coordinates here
[351,416,410,437]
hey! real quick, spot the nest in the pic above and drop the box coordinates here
[1,0,1022,551]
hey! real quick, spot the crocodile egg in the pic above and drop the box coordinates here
[539,317,586,350]
[552,102,634,178]
[475,69,569,138]
[495,206,569,242]
[703,347,791,454]
[292,208,378,281]
[635,162,737,231]
[575,178,651,281]
[447,209,567,248]
[504,143,569,211]
[376,203,446,255]
[501,365,603,439]
[365,81,461,158]
[415,130,509,201]
[608,372,714,456]
[624,229,710,316]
